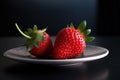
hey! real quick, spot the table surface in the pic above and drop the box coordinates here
[0,36,120,80]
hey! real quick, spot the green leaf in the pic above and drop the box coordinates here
[27,45,33,51]
[27,28,33,33]
[70,22,74,28]
[85,36,95,43]
[84,29,91,35]
[34,42,40,48]
[24,40,34,51]
[33,25,37,31]
[15,23,47,51]
[78,20,87,32]
[36,33,44,41]
[24,31,29,35]
[41,28,47,33]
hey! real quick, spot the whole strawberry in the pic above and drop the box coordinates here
[52,20,95,59]
[15,23,53,57]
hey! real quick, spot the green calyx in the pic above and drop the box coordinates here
[15,23,46,51]
[69,20,95,43]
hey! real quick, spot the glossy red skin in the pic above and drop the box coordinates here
[53,27,86,59]
[29,32,53,57]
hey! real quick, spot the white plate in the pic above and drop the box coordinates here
[3,45,109,66]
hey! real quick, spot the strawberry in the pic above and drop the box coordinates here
[15,23,53,57]
[52,20,95,59]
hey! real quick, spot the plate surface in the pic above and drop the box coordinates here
[4,45,109,66]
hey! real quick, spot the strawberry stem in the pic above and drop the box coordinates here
[15,23,31,39]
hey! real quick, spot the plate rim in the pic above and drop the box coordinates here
[3,45,109,64]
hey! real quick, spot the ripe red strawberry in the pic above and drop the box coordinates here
[15,23,53,57]
[52,20,95,59]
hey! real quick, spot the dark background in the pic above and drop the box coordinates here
[0,0,119,36]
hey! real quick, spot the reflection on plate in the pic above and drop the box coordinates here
[3,45,109,66]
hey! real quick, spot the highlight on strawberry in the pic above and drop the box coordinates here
[15,23,53,57]
[52,20,95,59]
